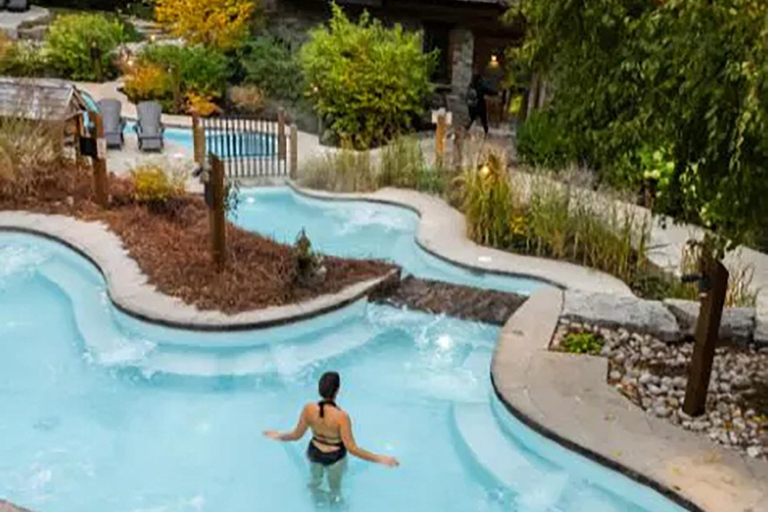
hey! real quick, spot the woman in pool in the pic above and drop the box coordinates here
[264,371,399,497]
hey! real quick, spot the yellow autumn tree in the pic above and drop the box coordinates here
[155,0,256,51]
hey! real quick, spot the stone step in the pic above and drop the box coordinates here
[38,259,155,366]
[452,397,570,510]
[374,275,527,325]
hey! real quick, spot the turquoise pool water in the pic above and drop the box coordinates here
[123,122,276,157]
[0,233,686,512]
[235,188,546,295]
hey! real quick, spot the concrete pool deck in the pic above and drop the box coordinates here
[493,288,768,512]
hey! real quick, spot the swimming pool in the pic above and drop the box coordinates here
[124,122,276,157]
[235,187,547,295]
[0,233,686,512]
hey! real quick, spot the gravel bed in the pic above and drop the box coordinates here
[553,320,768,460]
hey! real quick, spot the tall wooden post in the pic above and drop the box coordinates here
[453,125,464,171]
[683,258,729,416]
[92,112,109,207]
[209,155,227,270]
[435,110,446,169]
[278,107,287,161]
[74,114,84,167]
[192,114,205,165]
[289,124,298,180]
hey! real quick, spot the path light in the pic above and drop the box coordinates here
[480,164,491,178]
[490,54,499,68]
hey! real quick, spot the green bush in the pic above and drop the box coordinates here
[515,110,577,170]
[0,39,48,77]
[240,37,304,103]
[300,4,435,148]
[138,44,229,99]
[44,13,128,81]
[560,332,604,355]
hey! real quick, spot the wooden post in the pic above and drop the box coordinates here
[74,114,84,167]
[278,107,287,161]
[92,112,109,207]
[289,124,298,180]
[435,110,446,169]
[453,125,464,171]
[209,155,227,270]
[683,258,729,416]
[192,114,205,165]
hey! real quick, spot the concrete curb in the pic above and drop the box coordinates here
[491,288,768,512]
[0,211,399,331]
[287,182,634,296]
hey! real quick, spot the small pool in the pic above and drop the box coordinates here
[124,122,277,157]
[236,187,547,295]
[0,233,686,512]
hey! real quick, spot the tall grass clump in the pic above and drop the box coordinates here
[456,151,517,248]
[0,116,63,199]
[300,143,375,193]
[665,242,758,307]
[377,136,450,194]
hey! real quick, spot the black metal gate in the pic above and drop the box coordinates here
[200,115,289,178]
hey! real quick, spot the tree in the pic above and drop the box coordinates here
[300,3,435,148]
[510,0,768,416]
[155,0,257,51]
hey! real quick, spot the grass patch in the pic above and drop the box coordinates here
[560,332,604,355]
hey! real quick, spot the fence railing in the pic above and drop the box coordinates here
[193,110,297,180]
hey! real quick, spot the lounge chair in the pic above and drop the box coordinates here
[7,0,29,12]
[134,101,164,152]
[98,99,126,149]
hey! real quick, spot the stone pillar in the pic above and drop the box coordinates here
[448,27,474,125]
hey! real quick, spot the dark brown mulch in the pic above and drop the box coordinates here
[0,165,396,314]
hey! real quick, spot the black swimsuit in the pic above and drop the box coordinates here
[307,400,347,466]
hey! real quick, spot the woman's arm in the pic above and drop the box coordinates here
[339,413,399,467]
[264,405,310,442]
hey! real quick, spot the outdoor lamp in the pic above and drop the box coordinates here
[480,165,491,178]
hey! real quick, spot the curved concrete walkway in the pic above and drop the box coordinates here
[290,183,634,295]
[492,288,768,512]
[0,212,398,330]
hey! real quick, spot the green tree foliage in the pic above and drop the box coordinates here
[240,37,304,103]
[44,14,129,81]
[509,0,768,250]
[139,44,230,98]
[300,4,435,148]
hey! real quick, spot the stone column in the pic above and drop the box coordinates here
[448,27,474,125]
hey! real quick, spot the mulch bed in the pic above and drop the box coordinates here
[0,164,396,314]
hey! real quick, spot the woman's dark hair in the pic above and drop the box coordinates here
[318,371,341,418]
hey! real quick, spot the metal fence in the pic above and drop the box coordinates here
[198,114,291,179]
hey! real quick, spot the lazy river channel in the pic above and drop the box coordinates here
[0,189,687,512]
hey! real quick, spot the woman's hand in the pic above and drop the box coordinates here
[378,455,400,468]
[263,430,282,440]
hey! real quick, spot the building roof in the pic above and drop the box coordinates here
[0,77,88,122]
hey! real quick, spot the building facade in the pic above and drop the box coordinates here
[261,0,518,125]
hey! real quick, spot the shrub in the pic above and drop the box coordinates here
[127,44,230,113]
[456,151,517,248]
[515,110,577,170]
[300,4,435,148]
[130,164,187,212]
[229,85,265,114]
[123,63,172,103]
[377,136,450,194]
[186,91,221,117]
[240,37,303,103]
[155,0,256,51]
[44,13,128,81]
[0,35,48,77]
[560,332,604,355]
